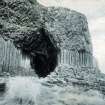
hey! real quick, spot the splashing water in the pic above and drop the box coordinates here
[0,76,42,105]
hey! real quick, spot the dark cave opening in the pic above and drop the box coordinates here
[30,48,58,77]
[30,28,59,77]
[14,28,59,77]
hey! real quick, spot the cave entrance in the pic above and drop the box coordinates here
[19,28,59,78]
[30,28,59,77]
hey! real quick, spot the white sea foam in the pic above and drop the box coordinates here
[2,76,41,105]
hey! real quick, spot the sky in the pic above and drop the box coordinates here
[38,0,105,73]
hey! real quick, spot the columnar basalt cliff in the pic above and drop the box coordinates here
[0,0,95,77]
[0,0,104,89]
[44,7,93,69]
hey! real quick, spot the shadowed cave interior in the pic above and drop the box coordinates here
[14,28,59,77]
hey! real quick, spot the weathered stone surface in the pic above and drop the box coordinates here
[0,0,59,77]
[0,0,93,77]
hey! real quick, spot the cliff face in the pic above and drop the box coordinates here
[0,0,94,77]
[45,7,94,68]
[0,0,59,77]
[45,7,92,51]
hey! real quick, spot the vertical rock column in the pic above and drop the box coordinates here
[57,49,93,67]
[86,53,93,67]
[78,51,82,67]
[0,38,31,73]
[58,49,78,66]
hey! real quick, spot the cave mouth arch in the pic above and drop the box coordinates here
[30,29,59,77]
[14,28,59,78]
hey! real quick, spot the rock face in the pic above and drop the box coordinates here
[0,0,94,77]
[0,36,35,76]
[0,0,59,77]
